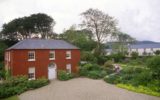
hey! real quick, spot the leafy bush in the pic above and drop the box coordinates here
[103,60,114,74]
[104,74,121,84]
[27,78,49,89]
[110,52,125,62]
[147,56,160,79]
[79,63,101,76]
[131,52,139,59]
[96,55,107,65]
[104,60,114,68]
[0,76,49,99]
[57,70,73,81]
[87,70,101,79]
[81,51,97,63]
[154,50,160,55]
[0,62,5,79]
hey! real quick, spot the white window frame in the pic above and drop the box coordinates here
[49,51,55,60]
[28,67,35,80]
[5,52,8,61]
[66,51,71,59]
[28,51,35,61]
[8,52,10,61]
[66,64,71,73]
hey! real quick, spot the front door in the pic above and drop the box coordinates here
[48,63,56,80]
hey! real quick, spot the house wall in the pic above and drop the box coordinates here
[129,48,160,56]
[5,49,80,79]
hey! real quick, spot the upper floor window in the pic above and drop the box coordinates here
[28,51,35,61]
[49,51,55,60]
[66,51,71,59]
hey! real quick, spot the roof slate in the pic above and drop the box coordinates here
[7,39,79,50]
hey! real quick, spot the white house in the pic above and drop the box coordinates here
[105,43,160,56]
[128,43,160,56]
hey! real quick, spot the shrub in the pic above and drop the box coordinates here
[103,60,114,74]
[79,63,101,76]
[27,78,49,89]
[104,60,114,68]
[87,70,101,79]
[81,51,97,63]
[104,74,120,84]
[147,56,160,79]
[57,70,73,81]
[0,76,49,99]
[96,55,107,65]
[131,52,139,59]
[110,52,125,62]
[154,50,160,55]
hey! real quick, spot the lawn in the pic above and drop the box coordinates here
[2,96,19,100]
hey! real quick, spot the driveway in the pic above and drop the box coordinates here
[19,78,160,100]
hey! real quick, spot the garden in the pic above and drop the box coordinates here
[77,52,160,97]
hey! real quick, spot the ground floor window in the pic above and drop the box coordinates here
[66,64,71,73]
[28,67,35,80]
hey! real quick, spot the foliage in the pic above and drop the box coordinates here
[154,50,160,55]
[0,42,8,61]
[0,62,5,79]
[103,60,114,74]
[104,74,120,84]
[79,63,106,79]
[147,56,160,79]
[1,13,55,40]
[103,62,160,96]
[57,70,74,81]
[104,60,114,68]
[131,52,139,59]
[116,32,135,54]
[109,52,125,62]
[81,8,118,55]
[81,51,97,63]
[0,76,49,99]
[2,95,19,100]
[87,70,107,79]
[60,28,96,51]
[27,78,49,89]
[96,55,107,65]
[117,84,160,97]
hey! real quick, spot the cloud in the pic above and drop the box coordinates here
[0,0,159,42]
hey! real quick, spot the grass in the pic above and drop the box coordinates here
[117,84,160,97]
[2,96,19,100]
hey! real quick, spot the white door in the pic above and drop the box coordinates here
[48,64,56,80]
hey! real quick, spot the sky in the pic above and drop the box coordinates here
[0,0,160,42]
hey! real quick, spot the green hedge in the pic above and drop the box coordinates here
[57,70,74,81]
[0,76,49,99]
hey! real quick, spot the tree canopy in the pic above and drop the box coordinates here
[1,13,55,40]
[81,8,118,55]
[59,26,96,51]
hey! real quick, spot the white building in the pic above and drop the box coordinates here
[105,43,160,56]
[128,43,160,56]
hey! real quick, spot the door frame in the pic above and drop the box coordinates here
[48,62,57,80]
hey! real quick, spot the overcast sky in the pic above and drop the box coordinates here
[0,0,160,42]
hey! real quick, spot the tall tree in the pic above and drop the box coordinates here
[117,32,135,54]
[81,8,118,55]
[0,13,55,40]
[60,26,96,51]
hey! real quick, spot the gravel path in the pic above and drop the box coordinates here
[19,78,160,100]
